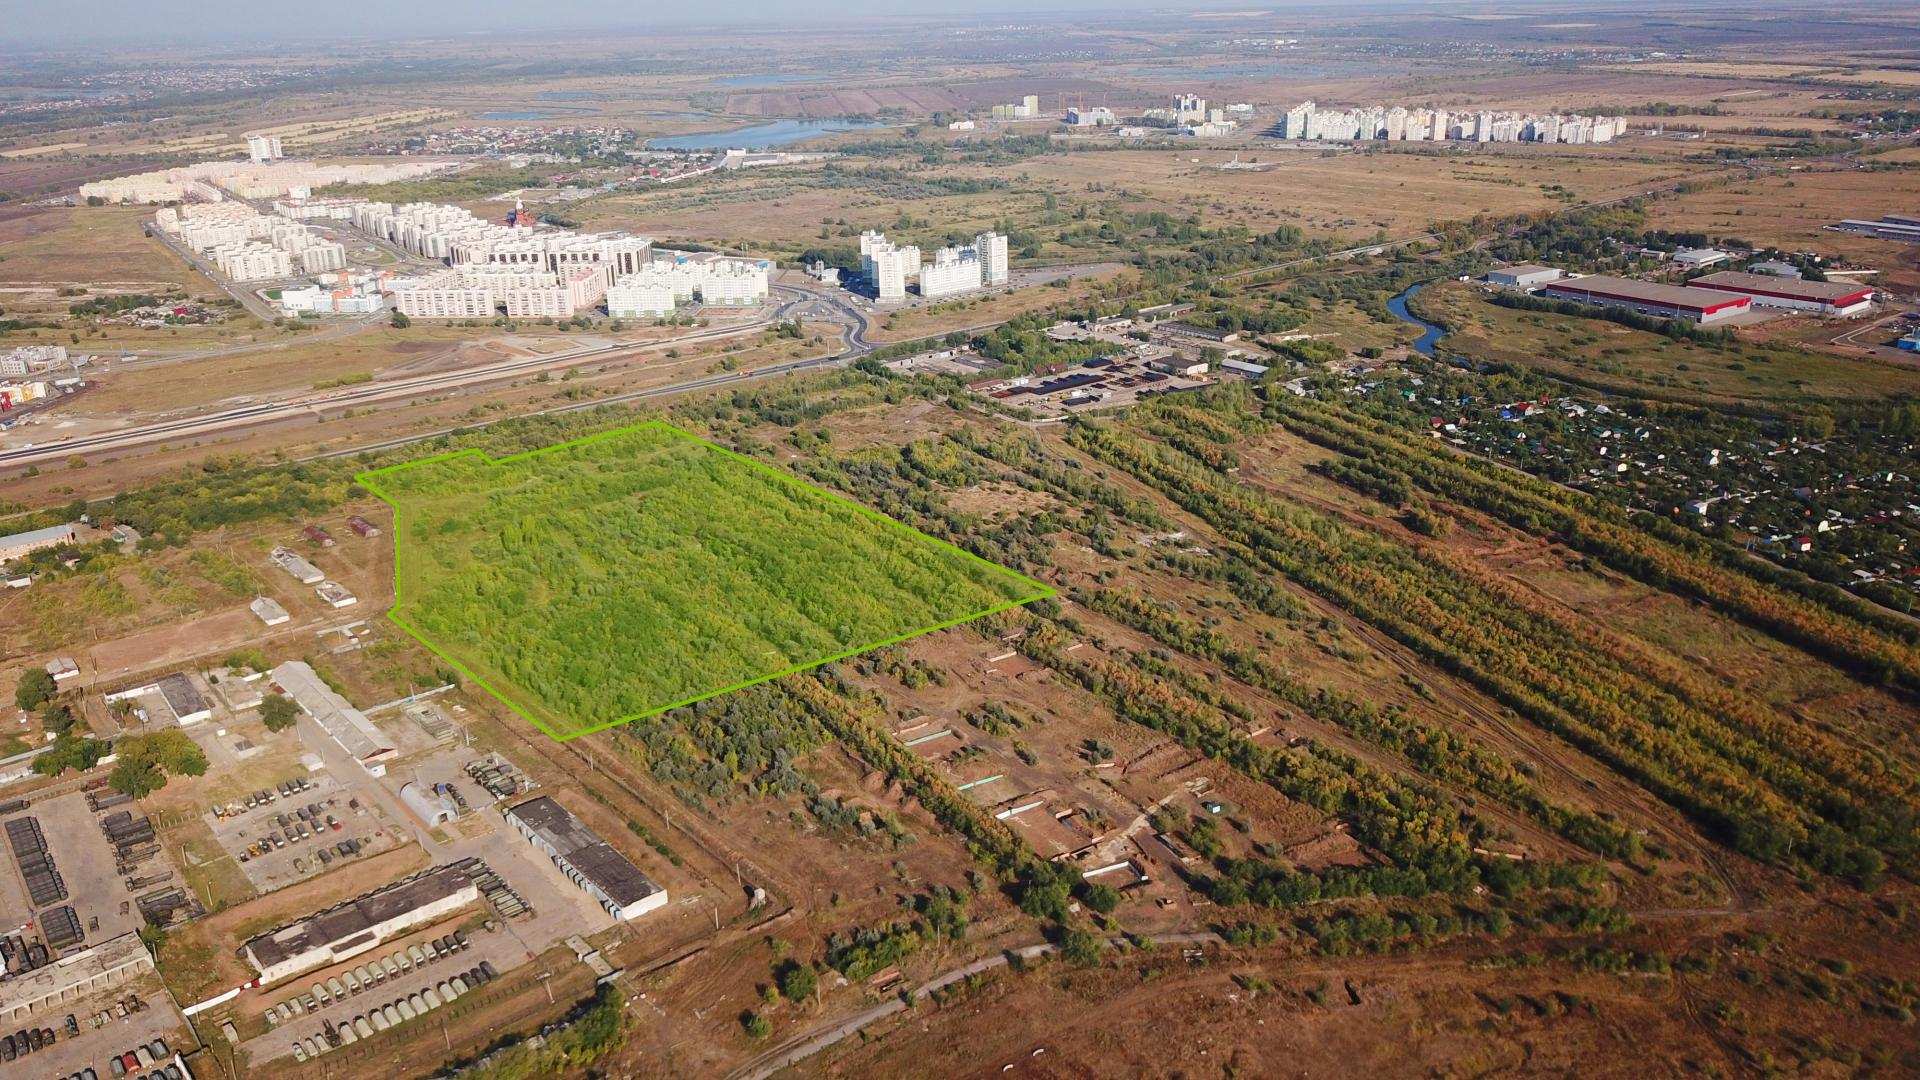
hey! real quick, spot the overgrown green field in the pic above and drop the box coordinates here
[358,421,1051,740]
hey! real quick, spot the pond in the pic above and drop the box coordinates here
[646,118,884,151]
[1387,282,1447,357]
[476,109,573,121]
[715,74,832,88]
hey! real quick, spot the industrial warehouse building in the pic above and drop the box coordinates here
[242,861,483,985]
[1688,271,1875,317]
[504,796,667,922]
[1539,275,1751,325]
[271,660,397,776]
[1485,264,1564,288]
[0,933,155,1023]
[0,523,77,564]
[1832,213,1920,243]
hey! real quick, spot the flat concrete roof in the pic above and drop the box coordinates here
[1489,263,1560,278]
[157,673,209,720]
[506,796,662,908]
[0,523,76,550]
[244,860,479,972]
[1689,270,1874,304]
[271,660,396,765]
[1541,275,1749,314]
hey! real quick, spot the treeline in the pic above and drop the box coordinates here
[1259,393,1920,687]
[1068,402,1916,882]
[69,293,172,317]
[620,685,826,807]
[1080,587,1645,863]
[784,672,1099,931]
[1136,224,1321,285]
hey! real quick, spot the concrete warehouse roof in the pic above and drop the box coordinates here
[156,673,209,721]
[245,861,479,971]
[1541,275,1749,313]
[506,796,662,908]
[271,660,396,766]
[1688,271,1874,304]
[0,523,76,549]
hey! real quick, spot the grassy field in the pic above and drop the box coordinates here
[0,206,219,294]
[359,421,1052,740]
[997,146,1701,240]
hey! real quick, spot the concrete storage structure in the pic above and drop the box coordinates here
[241,860,482,984]
[1688,271,1874,317]
[1485,264,1564,288]
[504,796,669,921]
[1539,275,1750,325]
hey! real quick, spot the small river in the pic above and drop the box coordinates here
[1387,282,1446,356]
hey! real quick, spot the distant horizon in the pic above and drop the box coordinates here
[7,0,1184,48]
[0,0,1744,50]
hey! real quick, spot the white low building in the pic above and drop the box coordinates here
[270,660,396,776]
[504,796,668,922]
[241,861,483,985]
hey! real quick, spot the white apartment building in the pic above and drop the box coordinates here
[861,230,921,302]
[505,266,610,318]
[1274,101,1626,145]
[392,271,499,319]
[393,263,611,320]
[607,254,769,314]
[605,279,677,318]
[82,159,449,204]
[975,231,1010,286]
[1066,106,1117,127]
[246,134,285,163]
[157,201,344,281]
[920,246,984,298]
[212,243,294,282]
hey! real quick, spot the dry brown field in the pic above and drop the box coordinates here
[1644,166,1920,294]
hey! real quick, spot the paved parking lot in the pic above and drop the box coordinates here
[6,972,188,1080]
[203,771,400,892]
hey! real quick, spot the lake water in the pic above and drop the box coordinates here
[716,74,831,88]
[476,109,573,121]
[1387,282,1446,356]
[646,118,884,151]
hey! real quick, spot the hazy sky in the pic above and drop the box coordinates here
[6,0,1213,46]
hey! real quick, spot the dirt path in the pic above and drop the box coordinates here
[728,932,1225,1080]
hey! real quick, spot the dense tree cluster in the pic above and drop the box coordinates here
[1069,399,1917,883]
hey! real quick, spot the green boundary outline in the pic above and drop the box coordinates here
[356,419,1056,743]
